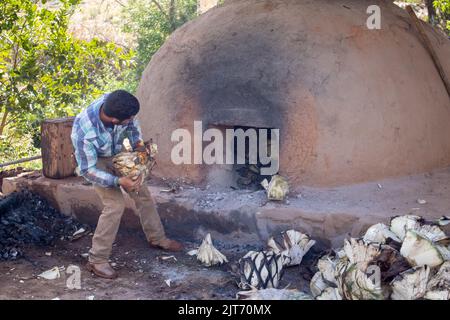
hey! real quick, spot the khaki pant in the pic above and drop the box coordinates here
[89,157,166,264]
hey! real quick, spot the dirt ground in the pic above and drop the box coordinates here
[5,167,450,300]
[3,167,450,300]
[0,228,314,300]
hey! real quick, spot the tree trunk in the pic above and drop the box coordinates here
[169,0,176,32]
[41,117,77,179]
[0,109,8,137]
[425,0,437,25]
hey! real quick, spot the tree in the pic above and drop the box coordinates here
[433,0,450,35]
[122,0,197,84]
[426,0,437,24]
[0,0,134,164]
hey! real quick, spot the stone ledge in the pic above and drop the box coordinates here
[3,168,450,248]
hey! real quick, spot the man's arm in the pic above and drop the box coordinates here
[126,118,144,149]
[73,136,119,188]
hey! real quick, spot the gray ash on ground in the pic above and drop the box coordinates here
[0,189,87,261]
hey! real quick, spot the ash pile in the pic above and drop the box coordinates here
[0,190,88,261]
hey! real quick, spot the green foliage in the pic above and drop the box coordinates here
[0,125,42,170]
[0,0,197,169]
[122,0,197,83]
[0,0,134,167]
[434,0,450,34]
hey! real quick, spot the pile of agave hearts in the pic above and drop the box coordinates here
[310,215,450,300]
[188,214,450,300]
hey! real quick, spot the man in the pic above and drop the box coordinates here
[71,90,183,279]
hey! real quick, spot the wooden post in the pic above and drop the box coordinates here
[41,117,77,179]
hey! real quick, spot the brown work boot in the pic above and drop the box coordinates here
[149,238,184,252]
[86,262,118,279]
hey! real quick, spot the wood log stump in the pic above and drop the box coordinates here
[41,117,77,179]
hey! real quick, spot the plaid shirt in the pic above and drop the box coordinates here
[71,93,144,187]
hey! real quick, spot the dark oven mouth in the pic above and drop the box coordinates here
[230,125,277,190]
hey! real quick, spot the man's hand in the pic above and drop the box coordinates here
[118,174,142,192]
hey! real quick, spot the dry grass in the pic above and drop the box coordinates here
[68,0,135,47]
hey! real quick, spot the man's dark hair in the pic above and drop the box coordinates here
[103,90,140,121]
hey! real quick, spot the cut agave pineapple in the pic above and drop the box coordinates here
[112,140,157,190]
[390,215,423,241]
[310,272,330,298]
[415,224,448,242]
[267,230,315,266]
[317,254,339,284]
[400,230,449,268]
[238,250,284,290]
[390,266,430,300]
[363,223,401,244]
[343,238,381,269]
[425,261,450,300]
[195,233,228,267]
[261,175,289,201]
[336,262,385,300]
